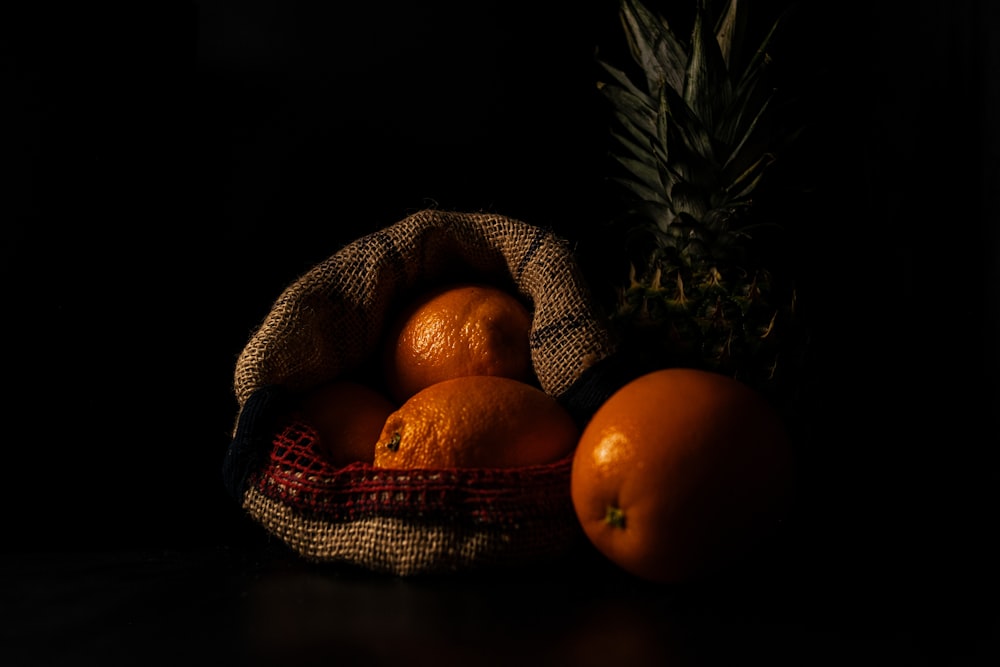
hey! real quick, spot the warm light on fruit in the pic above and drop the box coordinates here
[571,368,794,584]
[373,375,578,469]
[381,282,534,404]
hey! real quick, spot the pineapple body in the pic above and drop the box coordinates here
[598,0,806,404]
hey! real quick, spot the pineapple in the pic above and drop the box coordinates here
[596,0,807,406]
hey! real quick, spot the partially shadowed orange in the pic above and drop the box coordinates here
[571,368,793,583]
[298,380,397,466]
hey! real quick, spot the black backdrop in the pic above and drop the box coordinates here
[5,0,998,600]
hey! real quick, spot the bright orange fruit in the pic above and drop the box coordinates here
[381,282,534,404]
[297,380,397,466]
[372,375,578,469]
[570,368,793,584]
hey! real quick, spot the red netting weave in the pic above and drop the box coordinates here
[250,420,576,527]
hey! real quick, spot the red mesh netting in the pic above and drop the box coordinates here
[249,421,576,526]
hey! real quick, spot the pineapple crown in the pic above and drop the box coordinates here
[598,0,796,257]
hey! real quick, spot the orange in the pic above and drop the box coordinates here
[297,380,397,466]
[372,375,578,469]
[570,368,793,584]
[381,282,534,404]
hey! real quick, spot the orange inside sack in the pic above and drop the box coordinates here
[381,282,536,404]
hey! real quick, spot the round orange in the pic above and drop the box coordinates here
[570,368,793,584]
[297,380,397,466]
[373,375,578,469]
[381,282,534,404]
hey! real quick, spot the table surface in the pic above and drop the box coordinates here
[4,539,996,667]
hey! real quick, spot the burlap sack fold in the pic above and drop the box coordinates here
[224,209,620,575]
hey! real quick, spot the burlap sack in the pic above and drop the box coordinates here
[223,209,622,575]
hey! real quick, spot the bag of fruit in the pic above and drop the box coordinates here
[222,209,620,575]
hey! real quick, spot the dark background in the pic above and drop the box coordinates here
[5,0,998,608]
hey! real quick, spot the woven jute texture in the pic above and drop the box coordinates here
[233,209,614,406]
[244,420,584,575]
[228,209,617,575]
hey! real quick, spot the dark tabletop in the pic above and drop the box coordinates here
[4,535,997,667]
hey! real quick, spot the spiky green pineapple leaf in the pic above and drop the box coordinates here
[596,60,654,108]
[597,69,656,123]
[733,9,787,84]
[620,0,687,95]
[713,0,746,71]
[720,7,793,152]
[602,92,657,140]
[668,179,713,221]
[609,126,658,174]
[652,136,701,211]
[720,94,774,180]
[667,83,719,159]
[725,151,775,201]
[684,1,733,134]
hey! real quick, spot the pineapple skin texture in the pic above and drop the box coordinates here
[614,259,802,402]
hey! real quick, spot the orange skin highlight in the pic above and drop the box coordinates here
[373,375,578,470]
[382,283,534,404]
[571,368,793,584]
